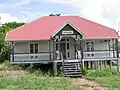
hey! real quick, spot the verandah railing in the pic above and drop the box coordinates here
[11,50,117,62]
[10,52,53,62]
[83,50,117,59]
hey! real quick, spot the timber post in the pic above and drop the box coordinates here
[117,59,119,72]
[49,40,51,61]
[104,60,107,68]
[94,61,97,70]
[110,60,112,71]
[80,39,84,68]
[99,60,102,70]
[52,38,58,75]
[116,39,119,72]
[53,61,57,75]
[12,41,14,62]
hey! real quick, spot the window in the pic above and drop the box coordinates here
[30,43,38,53]
[67,52,70,58]
[91,42,94,51]
[35,44,38,53]
[30,44,34,53]
[56,43,58,50]
[86,42,94,51]
[86,42,90,51]
[67,43,69,50]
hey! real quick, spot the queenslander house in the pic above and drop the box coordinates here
[6,16,119,76]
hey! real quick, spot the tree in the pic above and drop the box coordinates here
[0,22,25,61]
[0,22,24,33]
[49,13,61,16]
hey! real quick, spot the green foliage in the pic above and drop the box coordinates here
[25,66,54,77]
[0,22,25,33]
[0,22,25,61]
[85,68,120,79]
[86,69,111,78]
[49,13,61,16]
[0,76,69,90]
[0,60,23,70]
[85,69,120,90]
[85,68,120,80]
[80,66,88,76]
[0,61,83,90]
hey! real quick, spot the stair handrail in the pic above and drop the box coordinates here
[77,50,82,67]
[77,50,81,59]
[60,52,64,62]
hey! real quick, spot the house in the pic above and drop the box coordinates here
[6,16,119,76]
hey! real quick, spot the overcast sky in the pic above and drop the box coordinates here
[0,0,120,31]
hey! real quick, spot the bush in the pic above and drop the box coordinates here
[25,65,54,77]
[85,68,120,78]
[0,60,23,70]
[80,66,88,76]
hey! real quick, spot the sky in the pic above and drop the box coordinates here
[0,0,120,31]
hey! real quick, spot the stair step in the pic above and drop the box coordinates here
[64,71,80,73]
[63,67,79,70]
[64,72,82,75]
[63,64,75,66]
[64,71,81,74]
[64,62,80,64]
[64,74,82,77]
[62,60,82,77]
[64,69,80,72]
[63,66,76,68]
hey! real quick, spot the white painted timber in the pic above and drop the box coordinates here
[11,53,53,62]
[83,51,117,59]
[11,39,117,63]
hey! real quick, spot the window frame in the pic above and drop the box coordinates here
[86,41,94,51]
[29,41,39,53]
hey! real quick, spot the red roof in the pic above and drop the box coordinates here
[6,16,119,41]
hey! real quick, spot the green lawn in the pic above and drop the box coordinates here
[0,76,70,90]
[89,76,120,90]
[0,75,83,90]
[85,68,120,90]
[0,61,82,90]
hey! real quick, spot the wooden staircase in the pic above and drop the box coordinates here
[62,60,82,77]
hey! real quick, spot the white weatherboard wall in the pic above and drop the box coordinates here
[12,40,51,62]
[14,41,50,53]
[14,39,110,54]
[83,39,115,59]
[84,39,110,51]
[39,41,49,52]
[38,40,51,61]
[11,39,115,63]
[94,40,109,50]
[14,41,29,53]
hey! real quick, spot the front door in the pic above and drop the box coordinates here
[60,38,70,60]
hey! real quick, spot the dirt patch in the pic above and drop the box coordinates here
[0,70,29,77]
[71,78,108,90]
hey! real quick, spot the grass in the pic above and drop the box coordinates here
[0,60,23,70]
[0,75,70,90]
[0,60,82,90]
[0,75,82,90]
[85,68,120,90]
[1,61,120,90]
